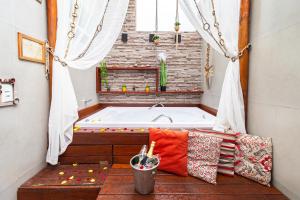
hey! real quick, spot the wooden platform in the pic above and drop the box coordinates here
[59,131,148,165]
[97,168,288,200]
[18,163,287,200]
[18,163,109,200]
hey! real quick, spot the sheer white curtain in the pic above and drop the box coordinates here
[180,0,246,133]
[46,0,129,165]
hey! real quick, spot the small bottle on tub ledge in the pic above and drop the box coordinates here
[122,84,127,92]
[145,84,150,93]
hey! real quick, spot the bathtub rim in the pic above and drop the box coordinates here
[77,103,217,122]
[76,104,217,129]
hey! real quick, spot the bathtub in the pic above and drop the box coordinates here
[76,106,216,129]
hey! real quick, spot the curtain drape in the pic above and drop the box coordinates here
[180,0,246,133]
[46,0,129,165]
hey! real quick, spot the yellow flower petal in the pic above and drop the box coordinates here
[73,126,80,131]
[69,176,74,180]
[61,180,68,185]
[72,163,78,167]
[90,178,96,183]
[103,167,108,170]
[58,171,64,176]
[88,169,93,173]
[99,128,105,133]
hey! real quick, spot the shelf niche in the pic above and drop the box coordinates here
[96,66,203,95]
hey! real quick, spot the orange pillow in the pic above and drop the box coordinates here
[149,128,188,176]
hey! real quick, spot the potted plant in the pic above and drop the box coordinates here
[158,52,167,91]
[152,35,160,46]
[99,60,110,91]
[174,21,180,32]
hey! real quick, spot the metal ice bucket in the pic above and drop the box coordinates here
[130,154,160,195]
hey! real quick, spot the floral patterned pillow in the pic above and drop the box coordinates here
[188,132,223,184]
[235,134,272,186]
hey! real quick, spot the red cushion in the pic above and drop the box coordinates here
[149,128,188,176]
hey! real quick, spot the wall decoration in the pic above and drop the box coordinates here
[36,0,42,4]
[204,44,214,89]
[121,33,128,43]
[174,34,181,43]
[0,78,19,107]
[18,32,46,64]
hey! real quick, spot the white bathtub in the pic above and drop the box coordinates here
[76,106,215,129]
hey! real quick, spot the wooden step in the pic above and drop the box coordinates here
[18,163,109,200]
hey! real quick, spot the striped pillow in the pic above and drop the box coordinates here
[191,129,238,176]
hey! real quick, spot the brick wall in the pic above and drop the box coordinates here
[99,0,204,103]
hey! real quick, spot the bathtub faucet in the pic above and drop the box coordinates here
[149,103,165,109]
[151,114,173,123]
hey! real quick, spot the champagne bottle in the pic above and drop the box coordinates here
[145,155,159,167]
[137,145,147,165]
[140,141,156,165]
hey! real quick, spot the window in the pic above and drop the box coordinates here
[136,0,195,32]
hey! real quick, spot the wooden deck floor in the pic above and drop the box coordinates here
[98,168,288,200]
[17,163,288,200]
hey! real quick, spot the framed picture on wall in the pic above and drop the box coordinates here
[0,78,19,107]
[18,32,46,64]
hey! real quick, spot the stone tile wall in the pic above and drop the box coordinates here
[100,0,204,103]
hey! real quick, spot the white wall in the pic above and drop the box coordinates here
[69,67,98,110]
[0,0,48,199]
[248,0,300,199]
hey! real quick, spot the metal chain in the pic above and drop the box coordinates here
[64,0,79,59]
[192,0,228,57]
[73,0,110,61]
[210,0,227,53]
[46,45,68,67]
[239,43,251,57]
[45,41,50,79]
[44,0,111,68]
[193,0,251,62]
